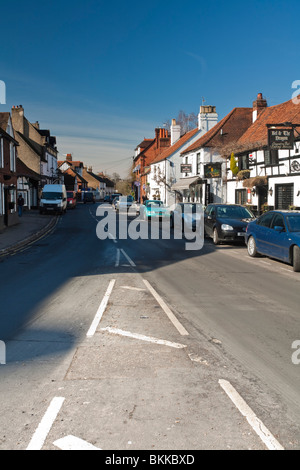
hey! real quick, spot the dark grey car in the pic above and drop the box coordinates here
[204,204,255,245]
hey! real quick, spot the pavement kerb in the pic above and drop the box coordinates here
[0,215,59,258]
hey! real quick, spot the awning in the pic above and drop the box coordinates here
[171,176,202,191]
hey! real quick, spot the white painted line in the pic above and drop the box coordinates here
[259,260,272,266]
[115,248,120,267]
[120,249,136,267]
[26,397,65,450]
[54,435,101,450]
[219,380,284,451]
[87,280,116,337]
[120,286,147,292]
[108,233,117,243]
[101,326,187,349]
[280,267,292,273]
[143,279,189,336]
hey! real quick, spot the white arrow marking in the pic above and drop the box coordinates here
[54,435,101,450]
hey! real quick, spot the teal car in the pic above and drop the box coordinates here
[142,200,170,220]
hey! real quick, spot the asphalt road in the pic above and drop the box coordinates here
[0,202,299,451]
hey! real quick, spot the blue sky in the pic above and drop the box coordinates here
[0,0,299,176]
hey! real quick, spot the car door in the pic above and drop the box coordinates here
[254,211,275,255]
[269,213,290,261]
[204,205,215,236]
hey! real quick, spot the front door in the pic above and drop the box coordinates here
[257,185,268,214]
[275,183,294,210]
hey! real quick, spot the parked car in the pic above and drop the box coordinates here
[112,195,121,210]
[67,191,77,209]
[245,210,300,272]
[109,193,122,204]
[204,203,255,244]
[170,203,202,231]
[115,195,135,212]
[84,192,96,204]
[40,184,67,215]
[141,200,170,220]
[103,195,110,203]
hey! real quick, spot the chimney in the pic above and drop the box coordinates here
[198,105,218,132]
[155,128,170,150]
[66,153,72,162]
[170,119,181,145]
[252,93,267,122]
[31,121,40,130]
[11,105,25,134]
[88,166,93,172]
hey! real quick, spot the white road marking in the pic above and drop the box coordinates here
[101,326,187,349]
[26,397,65,450]
[87,280,116,337]
[120,286,147,292]
[108,233,117,243]
[143,279,189,336]
[259,260,272,266]
[120,249,136,267]
[115,248,120,267]
[219,380,284,451]
[54,435,101,450]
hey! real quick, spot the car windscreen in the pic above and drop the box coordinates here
[42,192,63,200]
[147,201,162,207]
[67,192,74,198]
[286,214,300,232]
[216,206,253,219]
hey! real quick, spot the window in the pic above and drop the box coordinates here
[10,143,16,172]
[264,149,279,165]
[239,154,249,170]
[0,139,3,168]
[0,183,3,215]
[257,211,274,227]
[271,213,286,231]
[196,153,201,174]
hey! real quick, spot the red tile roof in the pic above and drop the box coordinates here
[236,95,300,151]
[181,108,252,155]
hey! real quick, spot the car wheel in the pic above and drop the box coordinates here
[293,245,300,272]
[213,227,220,245]
[247,236,258,257]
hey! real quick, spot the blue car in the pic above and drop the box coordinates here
[245,210,300,272]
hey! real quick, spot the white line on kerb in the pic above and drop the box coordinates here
[26,397,65,450]
[101,326,187,349]
[87,280,116,337]
[143,279,189,336]
[219,380,284,451]
[120,249,136,267]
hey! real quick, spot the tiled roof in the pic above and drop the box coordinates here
[181,108,252,155]
[150,127,199,164]
[236,96,300,150]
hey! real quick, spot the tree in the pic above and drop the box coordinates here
[164,110,198,134]
[230,152,239,176]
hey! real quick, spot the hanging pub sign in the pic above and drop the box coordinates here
[268,128,294,150]
[180,164,192,173]
[204,163,222,178]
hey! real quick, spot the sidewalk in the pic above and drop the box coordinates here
[0,210,57,258]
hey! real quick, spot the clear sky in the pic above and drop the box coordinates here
[0,0,299,177]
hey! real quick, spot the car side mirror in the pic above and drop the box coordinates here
[274,226,284,232]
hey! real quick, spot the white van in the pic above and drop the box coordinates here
[40,184,67,215]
